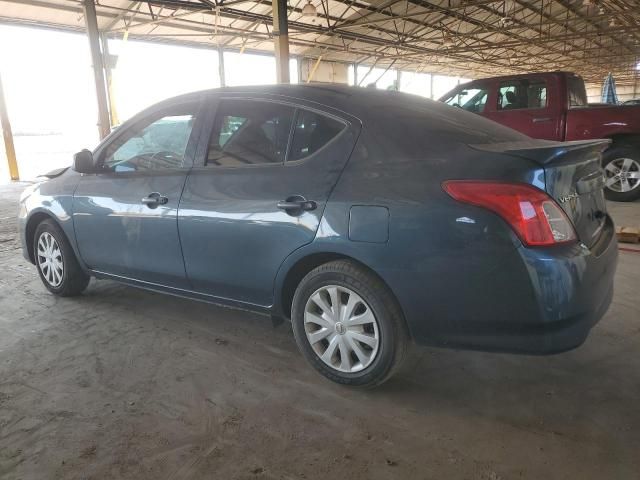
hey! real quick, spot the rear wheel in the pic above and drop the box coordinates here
[34,219,89,296]
[291,260,408,387]
[603,146,640,202]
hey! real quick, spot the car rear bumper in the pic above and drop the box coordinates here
[431,272,614,355]
[387,215,618,354]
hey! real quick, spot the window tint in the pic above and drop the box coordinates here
[498,80,547,110]
[207,100,294,167]
[567,75,587,107]
[288,110,345,161]
[102,104,196,172]
[442,87,489,113]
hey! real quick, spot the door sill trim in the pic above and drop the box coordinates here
[90,270,272,314]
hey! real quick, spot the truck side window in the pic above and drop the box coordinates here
[443,87,489,113]
[567,75,588,107]
[498,80,547,110]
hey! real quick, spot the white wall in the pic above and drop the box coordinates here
[399,71,431,98]
[110,39,220,121]
[586,82,639,103]
[0,25,99,181]
[356,65,398,90]
[299,59,349,84]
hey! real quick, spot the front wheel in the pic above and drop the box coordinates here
[291,260,408,387]
[603,146,640,202]
[34,219,89,296]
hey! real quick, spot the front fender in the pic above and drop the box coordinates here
[20,172,86,270]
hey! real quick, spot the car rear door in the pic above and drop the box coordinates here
[178,95,360,307]
[73,97,204,288]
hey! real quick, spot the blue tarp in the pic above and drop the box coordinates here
[601,73,619,104]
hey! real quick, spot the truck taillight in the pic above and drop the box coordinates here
[442,181,577,247]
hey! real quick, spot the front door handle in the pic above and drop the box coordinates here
[277,197,317,212]
[141,192,168,208]
[532,117,552,123]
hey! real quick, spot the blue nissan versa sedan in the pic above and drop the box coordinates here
[19,85,617,387]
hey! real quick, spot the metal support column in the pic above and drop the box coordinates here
[101,33,119,127]
[0,72,19,180]
[429,74,434,99]
[218,46,226,87]
[271,0,290,84]
[83,0,111,140]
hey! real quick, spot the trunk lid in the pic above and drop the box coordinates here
[471,139,611,248]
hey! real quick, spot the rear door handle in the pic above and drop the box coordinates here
[532,117,552,123]
[277,198,317,212]
[141,192,168,208]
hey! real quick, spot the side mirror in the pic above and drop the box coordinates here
[72,149,96,174]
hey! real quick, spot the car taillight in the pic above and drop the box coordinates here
[442,181,577,247]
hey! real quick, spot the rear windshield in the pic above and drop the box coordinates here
[388,98,527,143]
[363,96,529,159]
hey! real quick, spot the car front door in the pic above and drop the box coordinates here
[73,98,203,288]
[178,96,360,307]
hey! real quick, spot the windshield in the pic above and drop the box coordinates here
[442,86,489,113]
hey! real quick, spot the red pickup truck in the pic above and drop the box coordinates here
[440,71,640,201]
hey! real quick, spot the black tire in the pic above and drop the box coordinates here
[602,146,640,202]
[33,219,90,296]
[291,260,409,388]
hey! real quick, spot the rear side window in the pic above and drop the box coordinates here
[207,100,294,167]
[498,80,547,110]
[288,110,345,161]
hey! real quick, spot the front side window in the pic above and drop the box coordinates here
[102,104,196,172]
[498,80,547,110]
[207,100,294,167]
[288,110,345,161]
[443,87,489,113]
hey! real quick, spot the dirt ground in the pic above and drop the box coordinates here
[0,181,639,480]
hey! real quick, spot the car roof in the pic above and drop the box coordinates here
[174,83,430,118]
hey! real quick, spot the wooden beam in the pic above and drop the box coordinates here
[0,72,19,181]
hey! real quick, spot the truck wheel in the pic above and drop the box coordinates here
[291,260,409,388]
[602,146,640,202]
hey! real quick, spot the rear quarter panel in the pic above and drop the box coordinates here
[283,102,551,345]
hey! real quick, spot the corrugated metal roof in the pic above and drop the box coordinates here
[1,0,639,83]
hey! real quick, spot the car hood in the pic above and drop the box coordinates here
[38,166,70,179]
